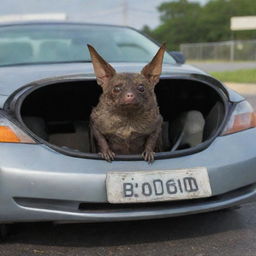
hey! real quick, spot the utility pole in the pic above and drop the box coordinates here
[122,0,128,26]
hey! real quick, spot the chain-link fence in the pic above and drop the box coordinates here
[180,40,256,61]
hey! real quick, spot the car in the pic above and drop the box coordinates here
[0,21,255,230]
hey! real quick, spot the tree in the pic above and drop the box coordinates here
[142,0,256,50]
[148,0,202,50]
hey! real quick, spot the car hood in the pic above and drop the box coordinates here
[0,62,243,107]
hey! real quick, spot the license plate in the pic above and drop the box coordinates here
[106,167,212,203]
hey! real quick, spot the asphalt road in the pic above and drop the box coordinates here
[188,61,256,72]
[0,83,256,256]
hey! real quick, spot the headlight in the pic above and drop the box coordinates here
[0,113,35,143]
[222,100,256,135]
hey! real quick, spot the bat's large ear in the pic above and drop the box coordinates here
[141,43,166,87]
[87,44,116,87]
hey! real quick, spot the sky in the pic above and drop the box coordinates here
[0,0,209,29]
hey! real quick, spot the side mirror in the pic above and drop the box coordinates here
[169,51,186,64]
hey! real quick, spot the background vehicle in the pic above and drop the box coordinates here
[0,22,255,228]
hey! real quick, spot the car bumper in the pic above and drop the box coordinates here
[0,128,256,223]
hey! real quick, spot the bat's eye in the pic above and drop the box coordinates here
[137,84,145,92]
[112,86,121,93]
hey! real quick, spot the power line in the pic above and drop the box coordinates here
[129,8,156,14]
[85,7,122,19]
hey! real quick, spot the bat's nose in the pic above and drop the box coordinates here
[123,92,135,104]
[126,92,134,99]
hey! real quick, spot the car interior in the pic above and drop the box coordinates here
[20,79,225,154]
[0,42,33,65]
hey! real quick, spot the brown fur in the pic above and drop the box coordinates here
[88,44,166,163]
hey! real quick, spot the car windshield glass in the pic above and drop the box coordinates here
[0,24,175,66]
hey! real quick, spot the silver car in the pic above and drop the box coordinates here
[0,22,255,229]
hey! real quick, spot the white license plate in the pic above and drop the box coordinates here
[106,167,212,203]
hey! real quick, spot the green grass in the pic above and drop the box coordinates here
[210,69,256,83]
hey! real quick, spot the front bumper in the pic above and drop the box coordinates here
[0,128,256,223]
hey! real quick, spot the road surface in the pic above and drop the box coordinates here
[188,61,256,72]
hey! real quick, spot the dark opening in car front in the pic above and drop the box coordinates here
[9,76,229,160]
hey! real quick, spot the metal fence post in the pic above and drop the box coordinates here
[230,41,235,61]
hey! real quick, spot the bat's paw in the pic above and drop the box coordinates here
[99,150,115,162]
[142,150,155,164]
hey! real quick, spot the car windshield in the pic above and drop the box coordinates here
[0,23,175,66]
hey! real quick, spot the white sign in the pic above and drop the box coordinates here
[231,16,256,31]
[0,13,67,23]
